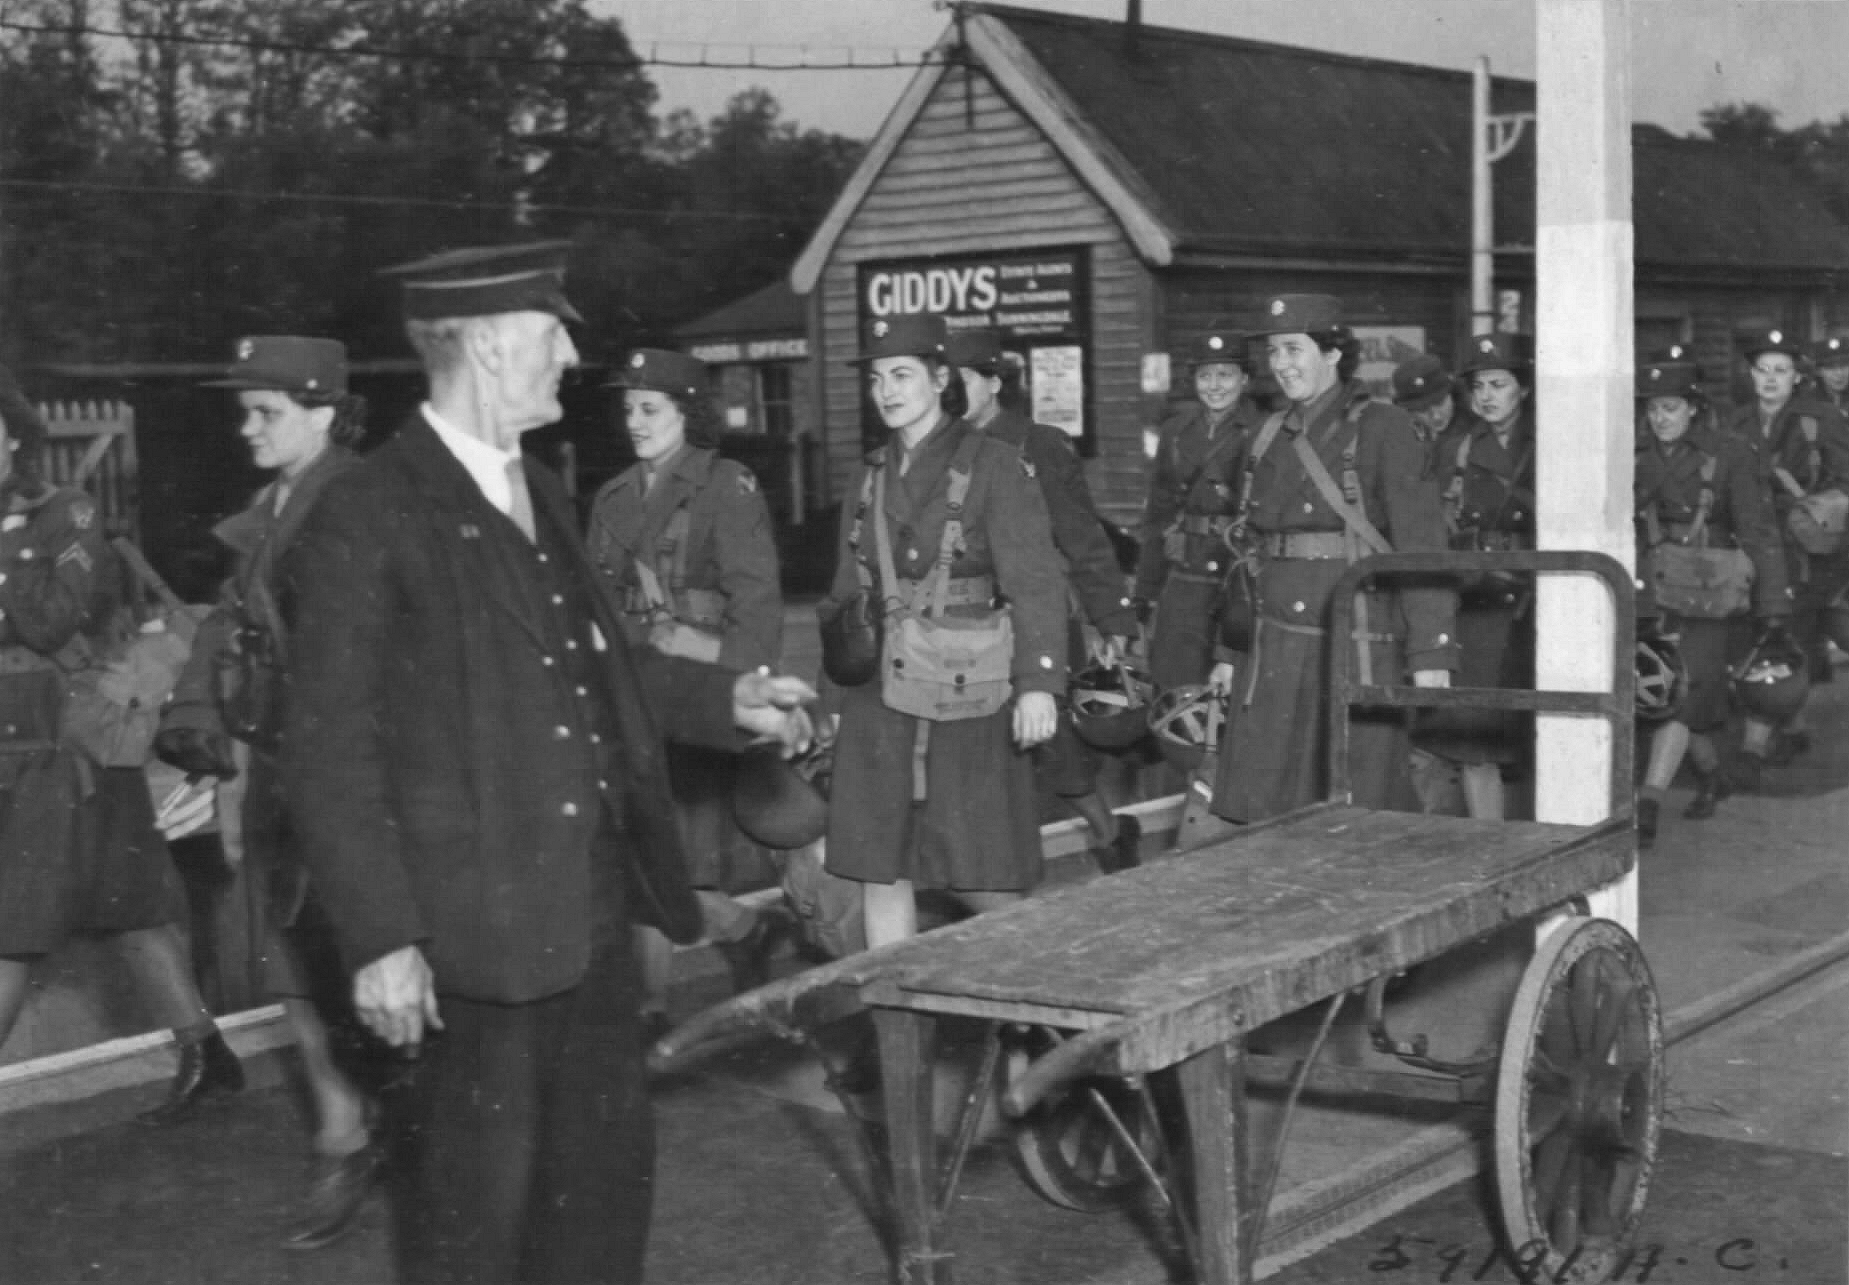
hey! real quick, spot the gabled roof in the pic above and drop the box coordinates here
[794,3,1849,288]
[675,278,805,341]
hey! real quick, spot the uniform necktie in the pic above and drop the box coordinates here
[506,457,536,542]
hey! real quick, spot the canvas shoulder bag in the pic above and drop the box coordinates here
[1643,457,1755,619]
[876,435,1015,723]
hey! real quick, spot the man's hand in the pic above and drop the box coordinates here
[1014,690,1058,748]
[1412,669,1451,689]
[353,945,442,1050]
[733,670,818,757]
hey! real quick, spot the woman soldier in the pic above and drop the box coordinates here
[587,349,785,1033]
[945,327,1140,872]
[0,368,244,1119]
[820,313,1068,948]
[1424,332,1538,820]
[1633,359,1789,845]
[1725,328,1849,782]
[1207,294,1457,823]
[156,336,378,1248]
[1133,326,1259,694]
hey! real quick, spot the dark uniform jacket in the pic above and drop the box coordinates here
[828,416,1068,697]
[0,480,111,761]
[1436,408,1537,550]
[1245,383,1459,671]
[1134,401,1256,602]
[1636,429,1789,618]
[280,413,743,1004]
[586,445,780,672]
[1723,396,1849,533]
[985,409,1137,638]
[164,446,359,747]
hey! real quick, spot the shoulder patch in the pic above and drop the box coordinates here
[56,543,93,573]
[736,471,758,495]
[70,498,95,530]
[1020,455,1037,480]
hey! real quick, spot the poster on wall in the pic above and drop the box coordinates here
[856,247,1095,453]
[1351,326,1427,401]
[1030,346,1085,438]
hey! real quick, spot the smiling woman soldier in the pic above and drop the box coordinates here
[587,348,786,1036]
[1207,294,1458,824]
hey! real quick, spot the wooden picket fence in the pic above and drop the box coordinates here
[37,400,138,539]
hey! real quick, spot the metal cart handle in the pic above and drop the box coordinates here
[1325,549,1636,811]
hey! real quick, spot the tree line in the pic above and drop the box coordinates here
[0,0,863,370]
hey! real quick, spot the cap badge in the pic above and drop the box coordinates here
[630,352,645,367]
[236,339,254,361]
[1269,299,1285,316]
[305,378,319,390]
[1649,368,1661,382]
[1208,336,1223,350]
[1770,330,1783,344]
[873,320,889,338]
[1479,338,1495,353]
[1412,376,1426,391]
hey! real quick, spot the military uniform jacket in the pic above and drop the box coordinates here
[586,446,781,672]
[1436,408,1537,546]
[0,482,111,751]
[985,409,1136,637]
[1246,383,1459,671]
[1134,401,1254,600]
[1635,429,1789,618]
[164,446,359,742]
[280,413,743,1004]
[829,416,1068,696]
[1724,397,1849,532]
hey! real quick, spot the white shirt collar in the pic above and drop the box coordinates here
[423,402,518,515]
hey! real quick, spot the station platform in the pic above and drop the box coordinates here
[0,618,1844,1283]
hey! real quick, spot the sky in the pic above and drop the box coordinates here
[589,0,1849,141]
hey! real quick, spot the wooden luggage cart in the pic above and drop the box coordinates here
[656,551,1658,1285]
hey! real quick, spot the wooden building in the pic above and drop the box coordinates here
[792,3,1849,524]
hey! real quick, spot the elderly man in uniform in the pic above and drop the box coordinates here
[946,327,1141,871]
[280,241,814,1285]
[1724,327,1849,786]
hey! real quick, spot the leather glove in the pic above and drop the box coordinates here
[153,727,239,780]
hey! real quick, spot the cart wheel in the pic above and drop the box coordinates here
[1495,918,1663,1283]
[1003,1027,1164,1213]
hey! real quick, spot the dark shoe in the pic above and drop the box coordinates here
[138,1031,244,1126]
[283,1144,382,1251]
[1684,769,1733,820]
[716,907,786,995]
[1636,798,1659,849]
[1093,815,1143,875]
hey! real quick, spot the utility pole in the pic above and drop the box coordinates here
[1472,57,1533,337]
[1533,0,1636,933]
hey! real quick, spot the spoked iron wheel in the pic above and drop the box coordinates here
[1495,918,1663,1283]
[1003,1027,1165,1213]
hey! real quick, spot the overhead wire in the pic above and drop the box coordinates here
[0,17,950,72]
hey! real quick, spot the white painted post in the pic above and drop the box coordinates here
[1534,0,1637,933]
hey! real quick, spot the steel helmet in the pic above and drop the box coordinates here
[1634,637,1687,723]
[1069,661,1155,749]
[732,742,831,850]
[1731,630,1810,722]
[1146,684,1226,771]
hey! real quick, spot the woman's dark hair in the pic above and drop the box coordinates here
[0,367,47,478]
[293,389,370,449]
[1308,329,1362,383]
[662,389,727,449]
[931,356,969,419]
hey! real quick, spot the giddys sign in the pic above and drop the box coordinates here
[857,247,1087,341]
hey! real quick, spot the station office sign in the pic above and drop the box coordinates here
[687,336,810,365]
[856,247,1093,445]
